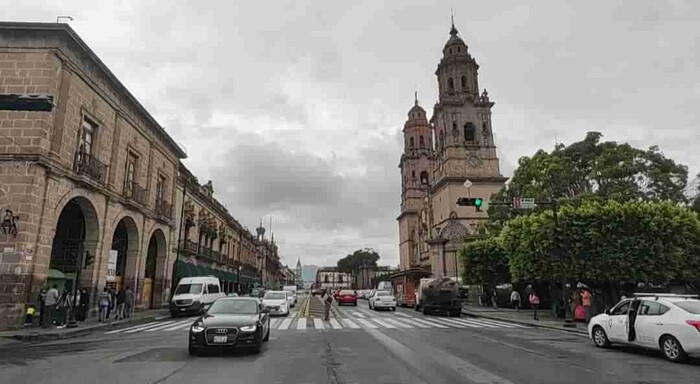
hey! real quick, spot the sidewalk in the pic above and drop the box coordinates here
[0,308,169,344]
[461,304,589,336]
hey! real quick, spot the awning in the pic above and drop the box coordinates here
[47,268,67,280]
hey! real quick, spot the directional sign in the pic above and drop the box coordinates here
[521,198,537,209]
[463,179,472,189]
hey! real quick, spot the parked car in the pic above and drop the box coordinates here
[261,291,290,316]
[227,292,239,297]
[369,291,396,311]
[188,297,270,355]
[284,291,296,308]
[588,294,700,363]
[170,276,226,317]
[283,285,298,307]
[337,290,358,306]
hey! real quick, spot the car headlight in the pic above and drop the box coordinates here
[240,325,257,332]
[191,322,205,333]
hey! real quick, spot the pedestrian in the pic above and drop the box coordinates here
[581,288,592,323]
[97,287,111,322]
[78,288,89,322]
[491,289,498,309]
[43,284,59,328]
[25,304,37,326]
[38,287,47,327]
[106,287,116,320]
[529,290,540,321]
[510,289,521,311]
[323,291,333,321]
[124,286,134,319]
[56,290,72,328]
[116,287,126,320]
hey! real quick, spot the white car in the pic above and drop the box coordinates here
[369,291,396,311]
[261,291,290,316]
[588,294,700,362]
[284,291,296,308]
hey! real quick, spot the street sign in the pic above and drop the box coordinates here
[521,198,537,209]
[512,197,521,209]
[463,179,472,188]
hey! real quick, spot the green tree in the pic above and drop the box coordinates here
[459,238,509,286]
[337,248,380,285]
[500,200,700,283]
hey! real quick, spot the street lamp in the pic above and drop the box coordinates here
[236,264,242,293]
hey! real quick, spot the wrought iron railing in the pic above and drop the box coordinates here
[178,239,198,253]
[124,181,147,205]
[155,199,173,219]
[74,152,106,183]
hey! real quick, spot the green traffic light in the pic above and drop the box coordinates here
[474,198,483,207]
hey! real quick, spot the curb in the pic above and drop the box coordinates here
[461,309,589,337]
[1,313,165,343]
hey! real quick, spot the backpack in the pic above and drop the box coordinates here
[529,294,540,305]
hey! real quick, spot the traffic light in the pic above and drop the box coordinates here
[83,251,94,269]
[456,197,484,211]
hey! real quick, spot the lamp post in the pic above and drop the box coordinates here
[236,264,242,294]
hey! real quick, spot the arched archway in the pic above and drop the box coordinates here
[49,197,100,296]
[110,216,139,292]
[142,228,167,309]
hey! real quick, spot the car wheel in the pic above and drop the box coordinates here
[188,344,198,356]
[391,307,396,311]
[592,326,611,348]
[263,328,270,342]
[170,312,178,318]
[660,335,687,363]
[422,305,429,315]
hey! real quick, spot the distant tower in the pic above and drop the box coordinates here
[295,258,302,288]
[255,218,265,241]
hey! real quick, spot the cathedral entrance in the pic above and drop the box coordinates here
[142,229,167,308]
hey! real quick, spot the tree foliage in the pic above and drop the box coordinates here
[500,200,700,283]
[460,238,508,286]
[337,248,380,277]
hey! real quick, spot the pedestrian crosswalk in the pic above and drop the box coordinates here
[103,311,529,336]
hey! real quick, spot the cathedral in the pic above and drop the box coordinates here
[396,20,508,284]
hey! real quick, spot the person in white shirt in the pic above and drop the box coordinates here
[510,290,521,311]
[43,284,59,328]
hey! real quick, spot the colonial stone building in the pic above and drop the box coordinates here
[0,22,185,328]
[315,267,352,290]
[396,21,508,292]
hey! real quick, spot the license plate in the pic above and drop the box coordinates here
[180,308,186,311]
[213,335,227,343]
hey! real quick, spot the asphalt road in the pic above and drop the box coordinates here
[1,295,699,384]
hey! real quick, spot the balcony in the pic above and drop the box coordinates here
[74,152,106,183]
[178,239,198,255]
[212,250,221,261]
[155,199,173,219]
[124,181,147,205]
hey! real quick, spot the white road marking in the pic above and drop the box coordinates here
[313,318,325,329]
[144,320,186,332]
[278,317,293,330]
[454,318,499,328]
[163,320,194,331]
[271,319,282,328]
[369,318,397,328]
[408,317,450,328]
[104,321,160,334]
[350,311,365,318]
[471,318,528,328]
[341,318,361,329]
[297,318,307,330]
[356,319,378,329]
[382,318,414,328]
[429,317,469,328]
[329,319,342,329]
[394,312,413,317]
[125,320,177,333]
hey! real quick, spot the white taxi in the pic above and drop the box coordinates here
[588,294,700,362]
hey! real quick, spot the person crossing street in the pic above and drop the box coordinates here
[323,290,333,321]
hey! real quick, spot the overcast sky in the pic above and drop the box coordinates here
[5,1,699,268]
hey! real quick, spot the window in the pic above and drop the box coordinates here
[639,301,671,316]
[420,171,429,185]
[79,118,95,155]
[324,275,329,283]
[461,76,467,88]
[156,175,166,203]
[611,300,631,316]
[125,153,137,194]
[175,283,202,295]
[675,301,700,314]
[448,78,454,90]
[207,283,220,294]
[339,275,343,283]
[409,137,414,147]
[419,136,424,148]
[457,47,461,53]
[449,48,452,54]
[464,123,476,142]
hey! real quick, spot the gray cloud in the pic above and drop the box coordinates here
[6,0,699,267]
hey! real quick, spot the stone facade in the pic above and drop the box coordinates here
[397,22,508,280]
[315,267,352,290]
[0,23,185,329]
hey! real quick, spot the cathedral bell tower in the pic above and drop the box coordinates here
[397,94,434,270]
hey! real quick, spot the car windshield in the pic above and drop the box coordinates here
[228,293,238,297]
[340,290,355,295]
[174,283,202,295]
[207,299,258,315]
[377,292,392,297]
[264,292,286,300]
[675,301,700,314]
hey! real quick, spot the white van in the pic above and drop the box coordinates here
[283,285,298,307]
[170,276,225,317]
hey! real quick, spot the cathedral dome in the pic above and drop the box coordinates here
[443,21,467,56]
